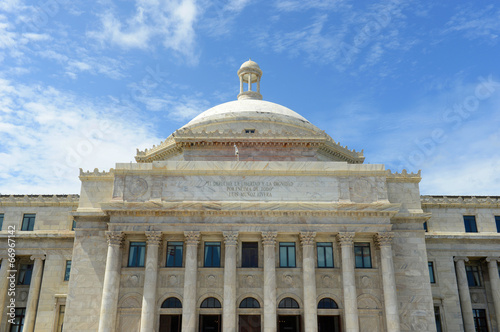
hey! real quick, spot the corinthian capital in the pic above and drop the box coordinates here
[145,231,163,246]
[337,232,355,246]
[223,231,239,246]
[106,231,124,247]
[374,232,394,249]
[299,232,316,247]
[184,231,201,246]
[261,231,278,246]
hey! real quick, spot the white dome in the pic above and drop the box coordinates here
[181,99,321,134]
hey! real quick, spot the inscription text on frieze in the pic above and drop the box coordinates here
[205,181,294,198]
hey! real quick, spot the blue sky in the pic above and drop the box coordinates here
[1,0,499,195]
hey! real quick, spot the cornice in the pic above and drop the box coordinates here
[0,194,79,207]
[79,168,115,181]
[426,233,500,242]
[421,195,500,208]
[134,128,364,164]
[386,169,421,183]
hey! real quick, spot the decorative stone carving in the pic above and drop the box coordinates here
[106,231,124,247]
[184,231,200,245]
[145,231,162,246]
[223,231,238,246]
[127,177,148,197]
[299,231,316,246]
[124,274,140,287]
[282,274,294,287]
[322,275,333,288]
[30,254,46,261]
[454,256,469,263]
[20,291,28,301]
[168,275,178,287]
[206,275,217,287]
[337,232,355,246]
[261,231,277,246]
[374,232,394,249]
[245,275,255,287]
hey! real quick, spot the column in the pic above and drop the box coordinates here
[486,257,500,331]
[300,232,318,332]
[140,231,162,332]
[374,233,400,332]
[337,232,359,332]
[454,256,475,332]
[262,231,278,332]
[182,231,200,332]
[23,254,45,332]
[98,231,124,332]
[0,255,9,326]
[223,231,238,332]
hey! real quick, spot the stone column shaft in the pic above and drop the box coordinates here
[140,232,162,332]
[300,232,318,332]
[98,232,124,332]
[375,233,400,332]
[23,254,45,332]
[454,257,475,332]
[182,231,200,332]
[0,256,9,327]
[223,232,238,332]
[262,231,278,332]
[338,232,359,332]
[486,257,500,331]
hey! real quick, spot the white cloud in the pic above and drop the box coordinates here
[0,78,162,194]
[445,4,500,42]
[88,0,200,62]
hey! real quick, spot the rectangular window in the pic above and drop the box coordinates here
[464,215,478,233]
[64,260,72,281]
[473,309,488,332]
[72,219,76,231]
[466,265,482,287]
[18,264,33,285]
[166,241,184,267]
[279,242,296,268]
[9,308,26,332]
[204,242,221,267]
[495,216,500,233]
[128,242,146,267]
[428,262,436,283]
[56,305,65,332]
[354,243,372,268]
[0,213,4,230]
[423,221,428,232]
[21,214,36,231]
[434,306,443,332]
[241,242,258,268]
[317,242,334,268]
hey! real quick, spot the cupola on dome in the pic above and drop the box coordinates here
[135,60,364,164]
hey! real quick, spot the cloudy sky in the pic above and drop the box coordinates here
[0,0,499,195]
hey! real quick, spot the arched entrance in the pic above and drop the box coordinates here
[199,297,222,332]
[277,297,301,332]
[159,297,182,332]
[238,297,261,332]
[317,298,341,332]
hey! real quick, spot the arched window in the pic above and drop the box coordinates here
[200,297,221,308]
[318,298,338,309]
[161,297,182,308]
[239,297,260,308]
[278,298,299,309]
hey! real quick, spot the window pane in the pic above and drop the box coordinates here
[242,242,258,268]
[355,243,371,268]
[288,246,296,267]
[128,242,146,267]
[64,261,72,281]
[0,214,4,230]
[204,242,220,267]
[167,242,183,267]
[434,306,442,332]
[21,214,35,231]
[428,262,435,283]
[279,245,287,267]
[464,216,478,233]
[317,243,333,268]
[495,216,500,233]
[18,264,33,285]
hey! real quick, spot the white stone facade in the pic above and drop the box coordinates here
[0,61,499,332]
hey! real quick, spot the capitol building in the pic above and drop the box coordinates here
[1,60,500,332]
